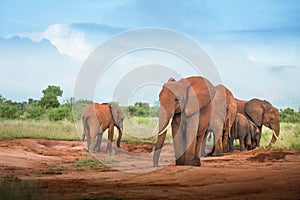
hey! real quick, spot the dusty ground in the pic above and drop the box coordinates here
[0,139,299,200]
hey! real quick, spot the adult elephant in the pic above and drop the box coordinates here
[82,103,124,153]
[153,76,216,167]
[235,98,248,117]
[245,98,280,146]
[204,85,237,156]
[235,98,280,146]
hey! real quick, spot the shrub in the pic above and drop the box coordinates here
[46,106,72,121]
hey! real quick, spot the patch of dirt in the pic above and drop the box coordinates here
[0,139,299,200]
[121,143,153,153]
[246,151,296,162]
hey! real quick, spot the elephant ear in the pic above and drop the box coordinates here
[245,98,264,127]
[184,76,216,117]
[110,103,124,127]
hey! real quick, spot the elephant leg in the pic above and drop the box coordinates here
[116,127,122,149]
[222,128,230,153]
[86,131,91,152]
[194,132,206,166]
[257,127,262,147]
[95,131,103,153]
[228,137,234,152]
[106,124,114,154]
[200,131,208,157]
[239,137,247,151]
[213,129,223,156]
[172,114,185,165]
[184,114,199,166]
[89,129,98,153]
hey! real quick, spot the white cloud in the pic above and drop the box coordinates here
[6,24,94,61]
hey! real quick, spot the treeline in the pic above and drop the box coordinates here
[0,85,160,121]
[1,85,299,123]
[280,108,300,123]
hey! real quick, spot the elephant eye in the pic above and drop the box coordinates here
[175,97,179,102]
[270,117,273,121]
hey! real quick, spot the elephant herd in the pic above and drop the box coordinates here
[81,76,280,167]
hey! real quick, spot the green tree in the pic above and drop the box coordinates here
[0,97,22,119]
[280,108,300,123]
[128,102,150,117]
[39,85,63,109]
[42,85,63,97]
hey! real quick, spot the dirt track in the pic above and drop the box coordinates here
[0,139,299,199]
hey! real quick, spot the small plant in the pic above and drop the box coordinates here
[73,156,108,170]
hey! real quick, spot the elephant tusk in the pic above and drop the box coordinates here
[272,130,280,140]
[158,118,172,136]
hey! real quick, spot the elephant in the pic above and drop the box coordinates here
[248,119,260,149]
[153,76,216,167]
[202,85,237,156]
[245,98,280,146]
[235,98,248,117]
[229,113,252,151]
[235,98,280,146]
[82,103,124,153]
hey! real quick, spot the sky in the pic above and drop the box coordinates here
[0,0,300,109]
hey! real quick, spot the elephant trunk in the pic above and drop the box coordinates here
[269,124,280,146]
[153,107,173,167]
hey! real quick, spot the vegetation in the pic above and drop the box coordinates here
[259,122,300,150]
[0,85,299,150]
[0,120,78,141]
[280,108,300,123]
[73,156,109,170]
[0,85,159,122]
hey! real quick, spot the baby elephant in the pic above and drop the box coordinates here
[248,119,260,149]
[229,113,252,151]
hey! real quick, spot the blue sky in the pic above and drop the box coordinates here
[1,0,300,109]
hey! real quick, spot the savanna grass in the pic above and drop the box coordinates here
[0,119,79,141]
[2,119,298,150]
[259,122,300,150]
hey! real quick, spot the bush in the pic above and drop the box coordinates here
[128,102,151,117]
[22,106,45,120]
[280,108,300,123]
[46,106,72,121]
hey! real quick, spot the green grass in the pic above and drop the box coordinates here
[73,156,108,170]
[1,119,298,150]
[0,119,80,141]
[259,122,300,150]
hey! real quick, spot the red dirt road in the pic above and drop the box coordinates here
[0,139,299,199]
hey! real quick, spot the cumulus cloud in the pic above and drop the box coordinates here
[6,24,93,61]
